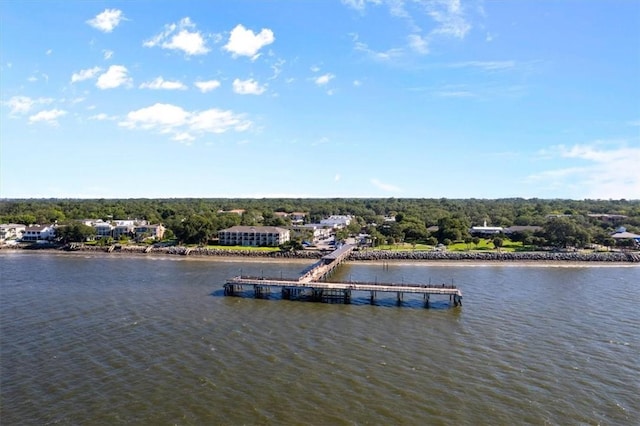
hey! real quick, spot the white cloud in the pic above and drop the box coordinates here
[353,80,362,87]
[232,78,266,95]
[173,132,195,144]
[348,0,473,61]
[103,50,114,60]
[71,66,102,83]
[96,65,131,89]
[46,49,52,55]
[448,60,516,71]
[408,34,429,54]
[194,80,221,93]
[341,0,382,11]
[224,24,275,59]
[314,73,335,86]
[28,109,67,125]
[87,9,124,33]
[528,142,640,199]
[4,96,53,115]
[371,178,402,192]
[144,17,209,56]
[426,0,471,39]
[139,77,187,90]
[119,103,251,141]
[354,38,403,61]
[89,113,116,121]
[334,174,341,182]
[190,109,251,133]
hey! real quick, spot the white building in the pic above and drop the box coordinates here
[320,215,353,229]
[470,221,503,236]
[218,226,290,247]
[21,225,56,242]
[0,224,26,242]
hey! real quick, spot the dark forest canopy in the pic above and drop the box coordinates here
[1,198,639,225]
[1,198,639,248]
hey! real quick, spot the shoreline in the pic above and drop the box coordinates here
[1,244,639,266]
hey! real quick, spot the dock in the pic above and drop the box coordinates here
[224,244,462,308]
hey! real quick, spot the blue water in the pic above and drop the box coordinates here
[1,252,638,425]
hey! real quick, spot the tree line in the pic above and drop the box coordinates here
[1,198,639,248]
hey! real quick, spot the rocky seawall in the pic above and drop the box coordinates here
[4,243,638,262]
[348,249,640,263]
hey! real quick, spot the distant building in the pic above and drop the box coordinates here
[93,221,115,239]
[470,221,503,236]
[320,215,353,229]
[22,225,56,242]
[217,209,245,215]
[134,224,166,241]
[290,224,332,242]
[588,214,627,223]
[218,226,290,247]
[504,225,543,235]
[0,224,26,242]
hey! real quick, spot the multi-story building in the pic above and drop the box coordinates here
[94,222,115,239]
[218,226,290,247]
[134,224,166,241]
[0,224,26,242]
[21,225,56,242]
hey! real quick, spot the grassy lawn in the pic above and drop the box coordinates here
[202,245,280,252]
[373,239,539,252]
[374,243,433,251]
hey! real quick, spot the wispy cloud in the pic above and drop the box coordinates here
[224,24,275,60]
[144,17,210,56]
[526,141,640,199]
[139,77,187,90]
[447,60,517,71]
[87,9,125,33]
[71,66,101,83]
[4,96,53,115]
[346,0,475,60]
[371,178,402,192]
[29,108,67,125]
[88,113,116,121]
[353,35,404,62]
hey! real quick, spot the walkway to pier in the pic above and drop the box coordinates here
[223,244,462,308]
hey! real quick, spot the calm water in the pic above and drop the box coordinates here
[1,252,638,425]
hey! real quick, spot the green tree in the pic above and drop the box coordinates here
[57,223,96,243]
[493,237,503,251]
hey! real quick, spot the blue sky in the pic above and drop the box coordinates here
[1,0,639,199]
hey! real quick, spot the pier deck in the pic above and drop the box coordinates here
[223,244,462,307]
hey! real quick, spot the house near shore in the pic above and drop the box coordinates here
[611,227,640,245]
[218,225,290,247]
[134,224,166,241]
[21,224,56,242]
[0,223,26,242]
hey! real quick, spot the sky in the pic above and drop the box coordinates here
[1,0,639,200]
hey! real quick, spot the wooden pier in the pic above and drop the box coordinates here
[223,244,462,308]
